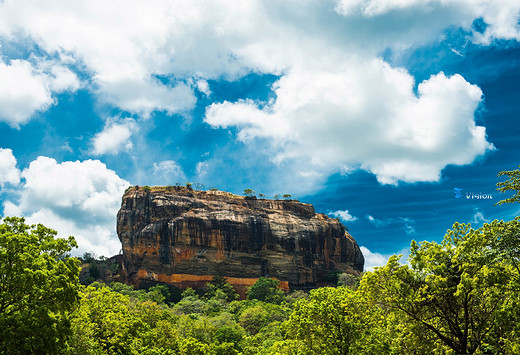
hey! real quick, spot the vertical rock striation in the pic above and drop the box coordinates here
[117,186,364,294]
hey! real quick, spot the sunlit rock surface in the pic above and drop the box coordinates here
[117,186,364,295]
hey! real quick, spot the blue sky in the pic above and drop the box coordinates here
[0,1,519,269]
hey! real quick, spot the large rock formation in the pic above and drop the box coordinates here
[117,186,364,295]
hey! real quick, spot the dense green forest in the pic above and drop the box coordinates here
[1,167,520,354]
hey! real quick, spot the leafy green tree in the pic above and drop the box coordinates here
[176,313,218,344]
[105,281,174,304]
[204,294,228,316]
[496,164,520,205]
[138,319,179,355]
[361,221,519,354]
[247,277,285,304]
[108,281,139,293]
[241,317,286,354]
[213,325,245,346]
[211,341,239,355]
[89,262,100,279]
[0,217,80,355]
[146,284,171,304]
[263,339,302,354]
[69,284,180,354]
[282,194,292,200]
[205,275,238,302]
[239,305,270,335]
[177,337,213,355]
[108,281,148,301]
[283,287,389,354]
[336,273,359,288]
[474,219,520,353]
[133,301,180,354]
[69,285,143,354]
[285,290,308,305]
[173,288,207,315]
[243,188,255,197]
[82,251,96,262]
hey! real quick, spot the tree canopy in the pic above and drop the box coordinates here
[247,277,285,304]
[0,217,80,354]
[361,220,520,354]
[243,189,256,197]
[283,286,389,354]
[496,165,520,205]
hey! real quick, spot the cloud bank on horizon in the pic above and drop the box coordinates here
[1,0,519,257]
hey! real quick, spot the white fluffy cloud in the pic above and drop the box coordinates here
[360,245,410,271]
[195,161,210,177]
[196,79,211,97]
[152,160,186,183]
[367,215,416,234]
[335,0,520,44]
[100,78,195,118]
[471,209,489,224]
[0,0,516,186]
[46,64,81,93]
[0,148,20,187]
[329,209,358,222]
[2,156,130,256]
[0,60,52,127]
[0,0,230,118]
[91,118,137,155]
[0,59,79,127]
[359,246,389,271]
[1,0,517,119]
[206,66,492,185]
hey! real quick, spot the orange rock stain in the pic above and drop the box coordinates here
[136,269,289,299]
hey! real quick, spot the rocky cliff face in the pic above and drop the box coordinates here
[117,186,364,294]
